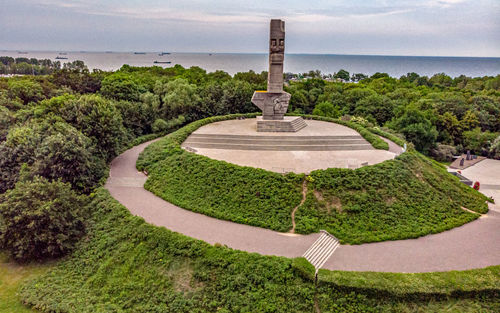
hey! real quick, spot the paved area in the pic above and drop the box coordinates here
[106,141,319,258]
[450,154,486,170]
[462,159,500,211]
[182,119,396,173]
[106,139,500,273]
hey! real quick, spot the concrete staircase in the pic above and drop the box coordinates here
[303,230,340,272]
[182,134,374,151]
[257,116,307,132]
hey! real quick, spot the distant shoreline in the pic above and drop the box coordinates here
[1,50,499,59]
[2,52,499,77]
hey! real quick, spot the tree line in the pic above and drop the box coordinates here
[0,58,499,262]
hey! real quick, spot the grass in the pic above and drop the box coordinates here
[0,253,55,313]
[19,190,500,312]
[295,151,489,244]
[317,263,500,297]
[138,114,489,244]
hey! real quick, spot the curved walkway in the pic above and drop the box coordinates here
[105,140,500,273]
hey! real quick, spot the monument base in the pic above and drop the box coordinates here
[257,116,307,132]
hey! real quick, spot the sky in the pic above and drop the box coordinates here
[1,0,499,57]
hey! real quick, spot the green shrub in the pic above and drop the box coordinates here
[19,189,499,312]
[152,118,169,133]
[318,266,500,298]
[295,152,489,244]
[0,176,86,261]
[291,114,390,150]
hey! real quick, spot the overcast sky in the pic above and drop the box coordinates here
[1,0,499,57]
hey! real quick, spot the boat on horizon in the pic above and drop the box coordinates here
[55,56,68,60]
[134,52,146,55]
[158,52,171,56]
[154,61,171,64]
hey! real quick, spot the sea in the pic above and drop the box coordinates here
[2,51,500,78]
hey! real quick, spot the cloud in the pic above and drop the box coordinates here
[3,0,498,56]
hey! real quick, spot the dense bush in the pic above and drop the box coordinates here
[20,189,498,312]
[295,152,488,243]
[0,115,105,193]
[317,264,500,298]
[0,176,86,261]
[430,144,458,162]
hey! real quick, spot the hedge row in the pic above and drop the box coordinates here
[292,257,499,300]
[291,113,390,150]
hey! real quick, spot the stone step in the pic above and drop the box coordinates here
[303,231,340,272]
[189,134,364,140]
[184,138,369,146]
[182,142,374,151]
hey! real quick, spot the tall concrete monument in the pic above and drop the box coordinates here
[252,19,307,132]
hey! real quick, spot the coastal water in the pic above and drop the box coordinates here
[2,51,500,78]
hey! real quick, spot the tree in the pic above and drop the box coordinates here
[355,94,395,125]
[463,127,498,155]
[0,106,13,142]
[101,72,149,101]
[0,116,105,193]
[437,112,462,144]
[7,79,44,104]
[157,78,201,120]
[0,176,86,261]
[312,101,341,118]
[60,95,127,161]
[490,135,500,159]
[429,73,453,87]
[334,69,350,81]
[32,126,106,193]
[460,110,479,131]
[389,108,438,153]
[351,73,368,82]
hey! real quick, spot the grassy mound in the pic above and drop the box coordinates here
[19,189,499,312]
[138,115,489,243]
[295,152,489,243]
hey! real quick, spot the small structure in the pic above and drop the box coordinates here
[251,19,306,132]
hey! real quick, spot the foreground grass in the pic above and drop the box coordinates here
[0,253,54,313]
[138,115,489,243]
[19,189,499,312]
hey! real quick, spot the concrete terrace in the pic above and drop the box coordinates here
[181,119,398,173]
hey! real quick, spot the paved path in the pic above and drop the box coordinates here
[106,140,500,273]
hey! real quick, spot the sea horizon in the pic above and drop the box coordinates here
[2,49,499,59]
[2,50,500,78]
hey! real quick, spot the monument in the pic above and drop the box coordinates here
[251,19,307,132]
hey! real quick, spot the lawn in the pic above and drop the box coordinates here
[0,253,55,313]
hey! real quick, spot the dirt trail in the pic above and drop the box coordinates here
[290,180,307,233]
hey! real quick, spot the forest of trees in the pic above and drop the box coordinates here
[0,58,499,261]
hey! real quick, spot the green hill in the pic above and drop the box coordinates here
[138,115,489,244]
